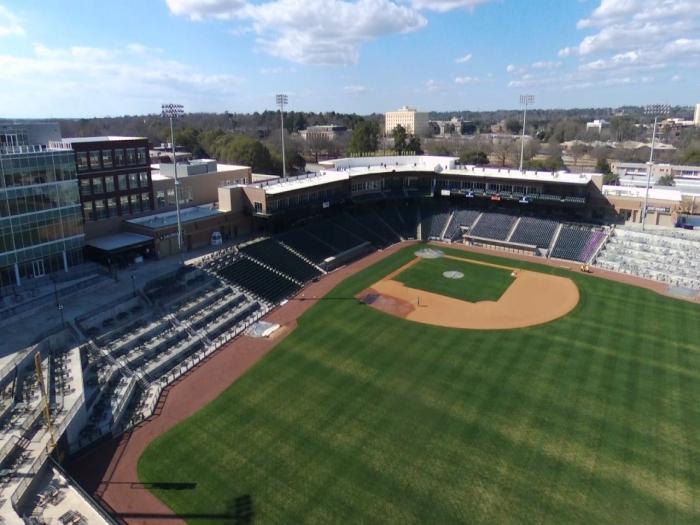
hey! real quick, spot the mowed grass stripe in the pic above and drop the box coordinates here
[393,256,514,302]
[139,245,700,525]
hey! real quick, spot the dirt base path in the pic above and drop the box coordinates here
[66,242,416,525]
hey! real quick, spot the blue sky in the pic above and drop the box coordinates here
[0,0,698,117]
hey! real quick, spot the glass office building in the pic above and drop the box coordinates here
[0,146,85,288]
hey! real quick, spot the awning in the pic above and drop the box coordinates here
[86,232,154,253]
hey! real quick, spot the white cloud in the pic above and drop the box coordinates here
[671,74,682,82]
[165,0,246,20]
[454,75,480,84]
[0,5,24,37]
[531,60,561,69]
[506,64,516,73]
[167,0,427,65]
[455,52,472,63]
[411,0,494,12]
[0,42,244,115]
[344,84,368,93]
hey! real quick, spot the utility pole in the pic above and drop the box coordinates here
[519,94,534,172]
[641,104,670,231]
[161,103,185,262]
[276,94,288,178]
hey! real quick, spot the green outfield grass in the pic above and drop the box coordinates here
[394,255,514,302]
[139,245,700,525]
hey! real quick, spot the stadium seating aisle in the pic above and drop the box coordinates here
[217,258,300,304]
[241,238,321,283]
[509,217,560,249]
[279,229,338,264]
[444,209,481,241]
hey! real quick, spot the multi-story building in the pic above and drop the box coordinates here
[694,104,700,127]
[299,125,347,142]
[1,135,85,288]
[50,137,154,239]
[1,120,62,149]
[151,159,251,211]
[585,119,609,133]
[384,106,429,136]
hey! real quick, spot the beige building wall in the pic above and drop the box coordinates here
[153,166,251,210]
[695,103,700,126]
[385,107,429,136]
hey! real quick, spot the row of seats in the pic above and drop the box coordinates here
[279,229,338,264]
[470,212,517,240]
[241,238,321,283]
[510,217,559,249]
[217,258,300,304]
[550,226,604,262]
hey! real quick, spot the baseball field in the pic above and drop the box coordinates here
[138,245,700,524]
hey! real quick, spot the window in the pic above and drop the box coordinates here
[94,199,107,219]
[102,150,113,168]
[104,176,115,193]
[92,177,104,194]
[79,178,92,197]
[117,174,127,190]
[76,152,89,171]
[106,197,116,217]
[89,150,101,169]
[82,202,95,221]
[129,173,138,188]
[119,195,131,215]
[114,149,125,167]
[140,192,151,211]
[156,190,166,208]
[139,172,149,187]
[254,202,263,212]
[136,147,147,165]
[126,148,136,165]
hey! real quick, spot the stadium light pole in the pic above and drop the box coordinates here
[641,104,670,231]
[519,94,534,172]
[276,94,288,179]
[161,103,185,263]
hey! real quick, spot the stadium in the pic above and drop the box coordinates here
[1,155,700,524]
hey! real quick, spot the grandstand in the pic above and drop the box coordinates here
[595,228,700,290]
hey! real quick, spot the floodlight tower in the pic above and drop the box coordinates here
[641,104,670,231]
[161,103,185,262]
[519,94,534,172]
[276,94,288,178]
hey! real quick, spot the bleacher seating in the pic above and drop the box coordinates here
[354,211,401,245]
[375,206,410,240]
[421,209,450,240]
[395,203,418,239]
[279,229,338,264]
[469,212,516,240]
[550,226,603,262]
[241,238,321,282]
[218,258,300,304]
[595,228,700,289]
[331,214,388,248]
[444,209,481,241]
[305,221,368,252]
[509,217,559,249]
